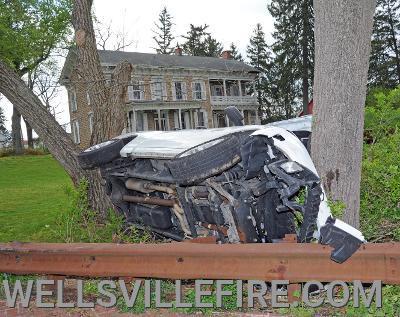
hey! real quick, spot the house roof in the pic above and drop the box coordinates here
[60,49,257,83]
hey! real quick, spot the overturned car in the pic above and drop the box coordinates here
[78,110,365,263]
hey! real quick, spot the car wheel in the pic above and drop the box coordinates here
[168,135,242,185]
[78,139,125,169]
[224,106,244,126]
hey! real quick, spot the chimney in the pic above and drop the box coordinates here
[221,50,233,60]
[175,46,183,56]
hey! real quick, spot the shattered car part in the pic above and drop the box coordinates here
[78,115,365,262]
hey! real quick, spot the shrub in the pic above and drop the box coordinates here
[361,86,400,242]
[50,179,152,243]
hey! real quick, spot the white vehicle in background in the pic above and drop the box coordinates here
[78,107,364,263]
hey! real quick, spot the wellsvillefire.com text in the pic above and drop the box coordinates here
[1,279,382,309]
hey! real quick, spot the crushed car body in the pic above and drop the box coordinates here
[78,113,365,263]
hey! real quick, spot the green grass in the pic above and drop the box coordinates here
[0,155,71,242]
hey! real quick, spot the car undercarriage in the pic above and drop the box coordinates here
[78,115,365,263]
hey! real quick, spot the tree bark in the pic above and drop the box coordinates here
[301,0,310,114]
[0,59,112,216]
[311,0,376,228]
[24,119,33,148]
[72,0,130,145]
[386,1,400,84]
[11,106,23,154]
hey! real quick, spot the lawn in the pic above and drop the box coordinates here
[0,155,71,242]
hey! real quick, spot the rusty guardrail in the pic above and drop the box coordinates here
[0,241,399,284]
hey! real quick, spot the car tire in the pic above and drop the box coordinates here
[78,139,125,169]
[224,106,244,126]
[168,135,242,185]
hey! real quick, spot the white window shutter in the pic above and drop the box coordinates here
[172,82,177,101]
[201,81,206,100]
[192,82,196,100]
[139,81,144,100]
[127,86,134,101]
[182,82,187,100]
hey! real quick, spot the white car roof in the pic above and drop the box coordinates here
[119,115,312,159]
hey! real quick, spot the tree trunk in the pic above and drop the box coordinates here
[0,59,112,216]
[24,119,33,148]
[311,0,376,228]
[386,1,400,85]
[72,0,130,146]
[11,106,23,154]
[301,0,310,114]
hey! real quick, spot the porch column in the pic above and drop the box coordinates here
[132,110,137,132]
[126,112,131,132]
[238,80,242,97]
[255,109,260,124]
[178,108,182,129]
[223,79,227,101]
[157,109,161,130]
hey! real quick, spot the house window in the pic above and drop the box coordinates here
[86,91,91,105]
[151,79,164,101]
[71,120,80,144]
[128,81,144,100]
[69,90,77,112]
[88,113,93,134]
[175,82,183,100]
[192,82,204,100]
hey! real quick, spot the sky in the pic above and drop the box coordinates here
[1,0,274,136]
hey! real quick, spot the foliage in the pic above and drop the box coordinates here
[360,88,400,242]
[0,0,72,75]
[346,285,400,316]
[246,23,272,120]
[51,179,152,243]
[327,199,346,219]
[152,6,175,54]
[0,106,10,146]
[266,0,314,119]
[230,43,243,61]
[182,24,223,57]
[202,35,223,57]
[368,0,400,88]
[364,88,400,143]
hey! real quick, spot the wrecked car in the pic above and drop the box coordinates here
[78,108,365,263]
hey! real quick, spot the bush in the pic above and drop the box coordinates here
[0,147,48,157]
[360,87,400,242]
[50,179,152,243]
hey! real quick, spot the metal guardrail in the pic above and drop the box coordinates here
[0,241,399,284]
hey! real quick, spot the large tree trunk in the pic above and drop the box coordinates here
[11,106,23,154]
[72,0,130,145]
[0,60,112,216]
[301,0,310,115]
[386,1,400,84]
[311,0,376,228]
[24,119,34,149]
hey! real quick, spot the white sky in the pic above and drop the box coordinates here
[1,0,274,136]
